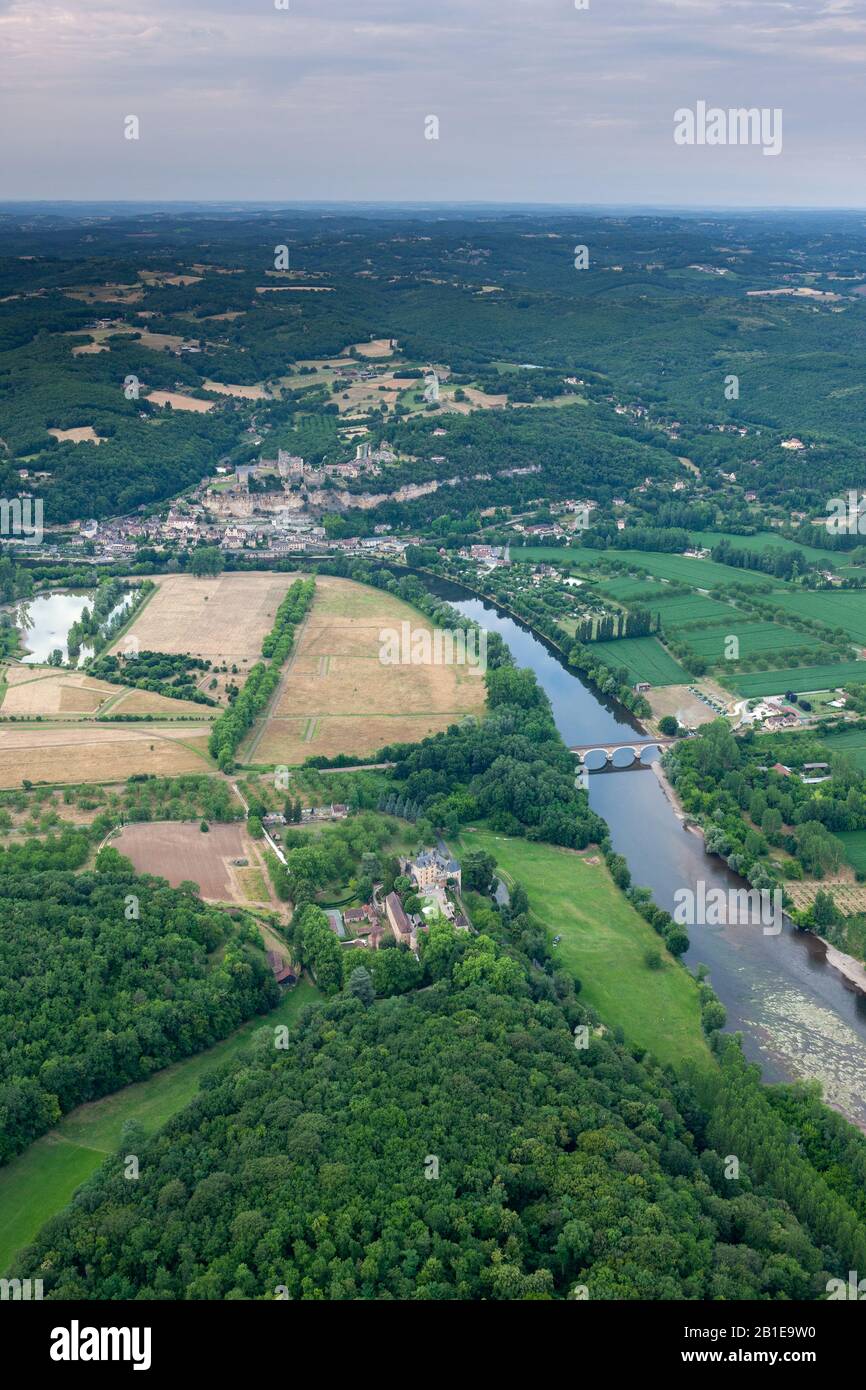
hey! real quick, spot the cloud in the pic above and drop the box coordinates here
[0,0,863,204]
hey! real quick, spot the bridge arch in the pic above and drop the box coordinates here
[572,740,665,771]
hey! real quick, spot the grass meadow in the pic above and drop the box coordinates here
[458,829,712,1071]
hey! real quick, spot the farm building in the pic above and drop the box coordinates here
[266,950,297,987]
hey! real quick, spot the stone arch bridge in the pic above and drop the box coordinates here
[570,737,677,769]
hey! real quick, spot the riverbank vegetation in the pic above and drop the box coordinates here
[666,719,866,962]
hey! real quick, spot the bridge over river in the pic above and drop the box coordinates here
[570,736,677,768]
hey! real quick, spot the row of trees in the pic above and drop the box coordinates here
[208,578,315,770]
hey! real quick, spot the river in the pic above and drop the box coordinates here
[424,575,866,1128]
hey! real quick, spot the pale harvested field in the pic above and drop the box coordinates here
[1,669,118,716]
[1,666,210,720]
[333,374,404,415]
[251,575,486,765]
[345,338,396,357]
[135,330,189,351]
[65,324,126,355]
[255,714,474,765]
[112,572,302,670]
[190,264,244,275]
[48,426,104,445]
[145,391,214,413]
[138,271,202,287]
[108,686,216,718]
[203,379,270,400]
[115,821,253,901]
[255,285,333,294]
[0,726,211,787]
[442,386,508,412]
[64,283,143,305]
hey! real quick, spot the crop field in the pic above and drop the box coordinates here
[679,621,828,662]
[247,575,487,765]
[783,875,866,915]
[591,635,689,686]
[0,668,119,716]
[0,724,211,787]
[112,571,301,676]
[0,666,209,720]
[582,548,781,588]
[653,594,742,625]
[732,661,866,697]
[819,727,866,773]
[114,821,269,903]
[687,530,837,567]
[834,829,866,874]
[102,687,217,718]
[768,590,866,646]
[594,577,670,604]
[509,545,579,565]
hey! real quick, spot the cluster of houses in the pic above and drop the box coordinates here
[457,543,509,568]
[47,438,406,560]
[737,696,803,732]
[263,804,348,832]
[325,846,469,955]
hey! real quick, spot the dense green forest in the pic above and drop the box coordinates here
[0,839,277,1163]
[13,907,866,1299]
[4,207,866,525]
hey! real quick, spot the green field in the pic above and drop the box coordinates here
[820,726,866,773]
[0,978,321,1274]
[769,590,866,645]
[581,548,780,589]
[732,661,866,697]
[594,576,671,604]
[592,635,689,686]
[680,621,827,662]
[834,829,866,874]
[457,830,712,1070]
[653,594,744,625]
[688,530,839,567]
[510,545,579,565]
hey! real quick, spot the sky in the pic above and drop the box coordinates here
[1,0,865,206]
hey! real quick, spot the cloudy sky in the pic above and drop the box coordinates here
[1,0,864,206]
